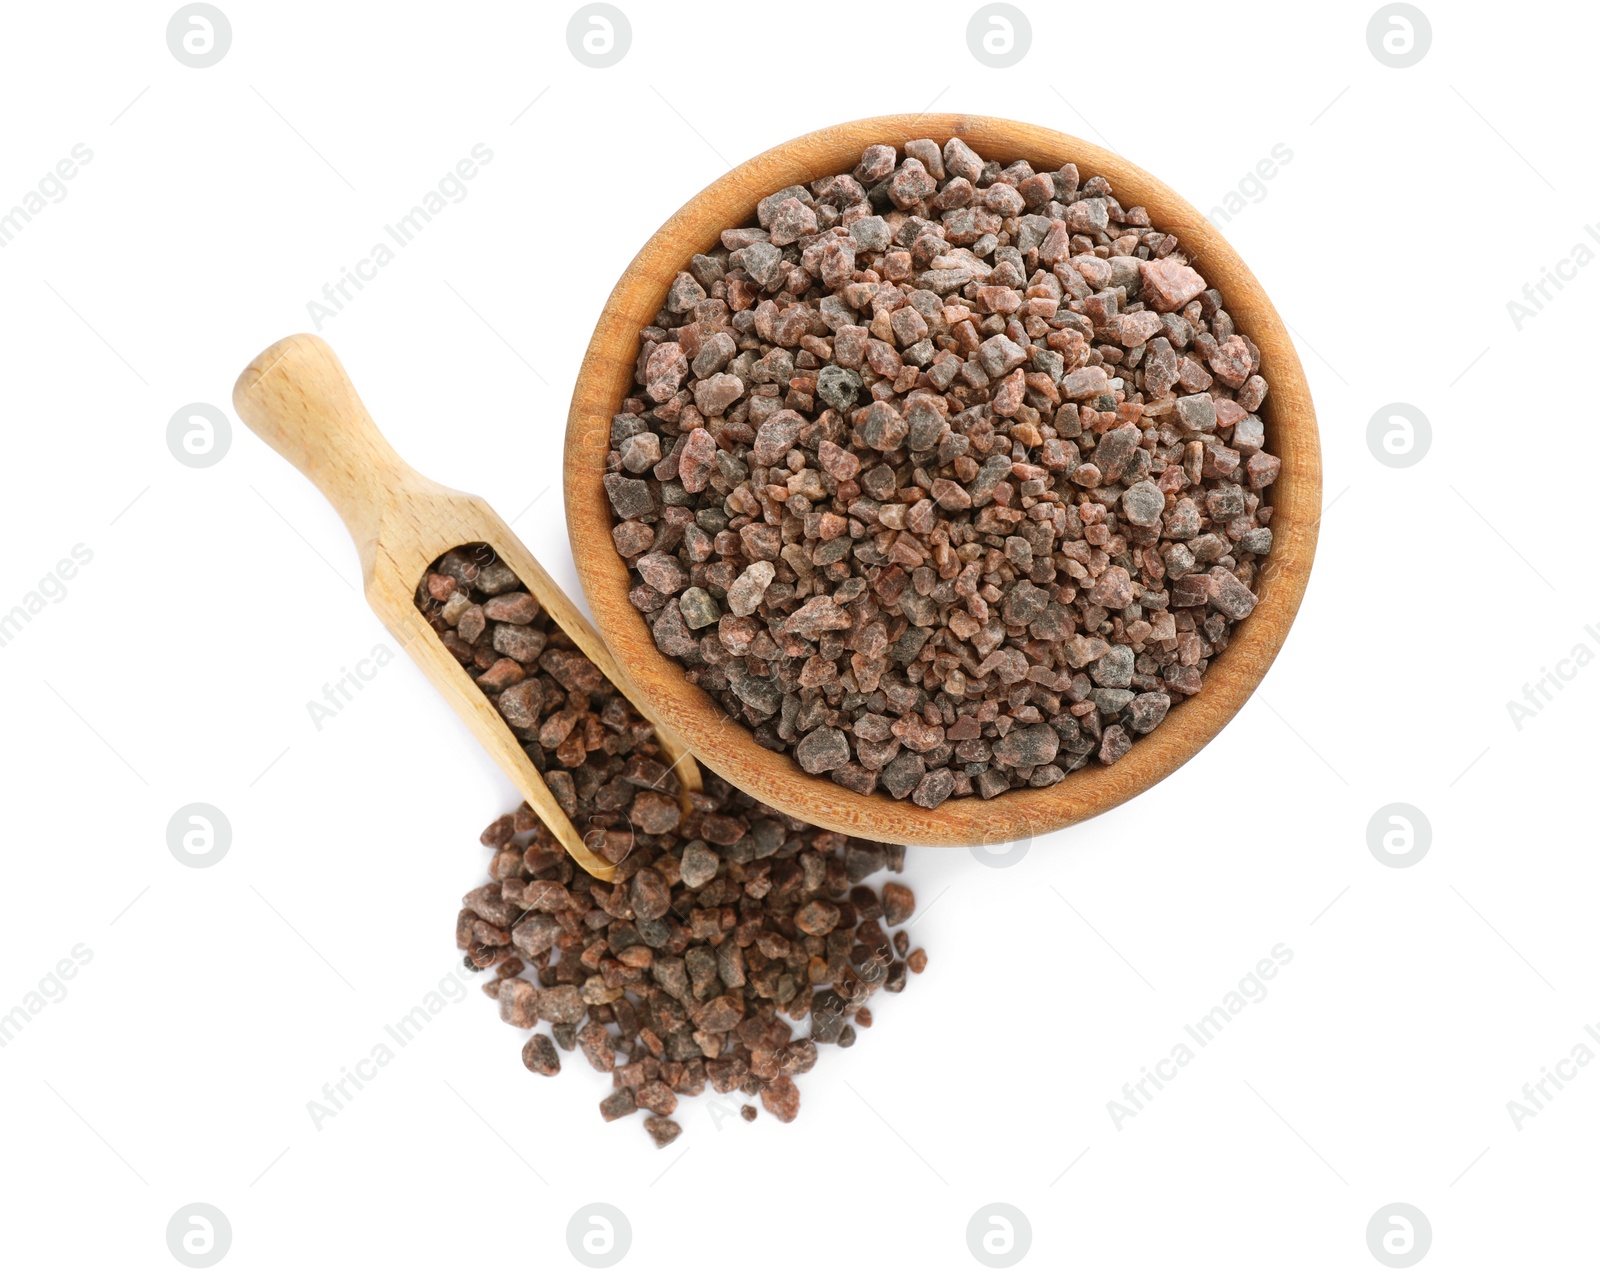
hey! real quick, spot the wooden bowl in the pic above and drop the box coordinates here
[565,114,1320,847]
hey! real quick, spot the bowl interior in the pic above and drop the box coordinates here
[564,113,1320,847]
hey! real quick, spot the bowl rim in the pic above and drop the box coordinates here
[564,112,1321,847]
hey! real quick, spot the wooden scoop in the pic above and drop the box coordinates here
[233,333,701,882]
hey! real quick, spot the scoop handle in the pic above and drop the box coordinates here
[233,334,418,573]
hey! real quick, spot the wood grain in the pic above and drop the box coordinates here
[564,114,1321,847]
[234,333,702,882]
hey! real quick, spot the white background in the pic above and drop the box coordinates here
[1,1,1594,1268]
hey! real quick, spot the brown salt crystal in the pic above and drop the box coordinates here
[1098,725,1133,764]
[1246,451,1281,489]
[644,1116,682,1148]
[1140,257,1207,313]
[599,1089,637,1121]
[677,427,717,493]
[1206,568,1258,620]
[522,1034,560,1075]
[493,622,546,664]
[761,1076,801,1123]
[636,1081,678,1117]
[881,882,915,926]
[854,144,896,184]
[497,681,545,729]
[630,791,681,836]
[499,979,538,1028]
[577,1022,617,1072]
[475,658,525,696]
